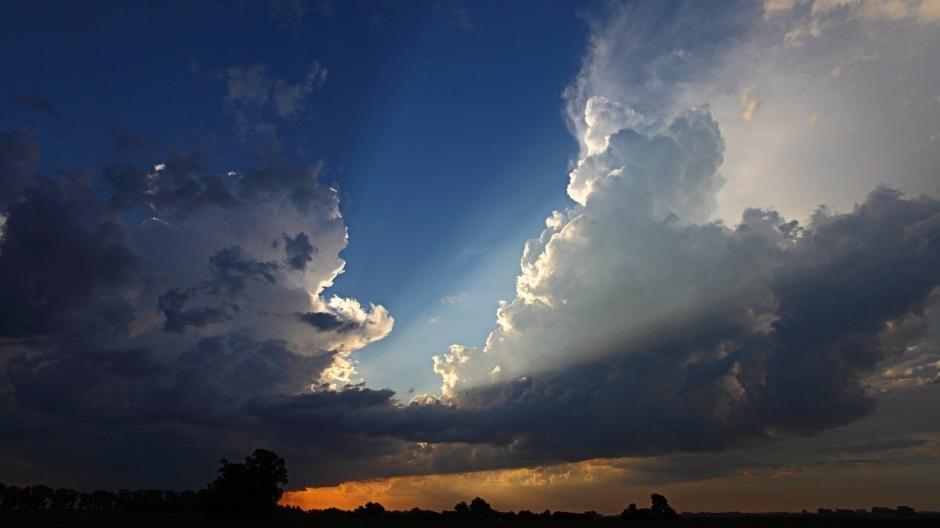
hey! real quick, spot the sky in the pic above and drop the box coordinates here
[1,0,940,514]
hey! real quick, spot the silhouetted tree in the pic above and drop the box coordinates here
[406,506,440,519]
[50,487,79,511]
[622,493,678,520]
[449,499,470,519]
[516,509,538,520]
[26,484,52,511]
[651,493,678,519]
[353,501,386,517]
[204,448,288,517]
[469,496,494,519]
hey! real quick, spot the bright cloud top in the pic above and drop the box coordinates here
[427,0,940,465]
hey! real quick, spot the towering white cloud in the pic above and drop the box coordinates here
[434,106,743,396]
[433,0,940,414]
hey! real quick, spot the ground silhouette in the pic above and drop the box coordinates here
[2,449,938,525]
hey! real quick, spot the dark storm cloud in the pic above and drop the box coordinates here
[6,334,327,426]
[820,437,929,455]
[162,335,333,424]
[103,153,238,216]
[0,130,39,208]
[760,187,940,433]
[0,333,337,488]
[105,154,333,218]
[0,175,137,337]
[0,126,390,488]
[276,231,316,270]
[7,347,165,422]
[206,246,278,295]
[296,311,360,333]
[97,297,137,334]
[157,246,278,333]
[158,287,234,333]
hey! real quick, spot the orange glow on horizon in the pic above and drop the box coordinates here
[279,454,940,514]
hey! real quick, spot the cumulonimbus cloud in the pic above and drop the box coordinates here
[411,0,940,478]
[1,0,939,492]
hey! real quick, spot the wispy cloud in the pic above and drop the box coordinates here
[440,292,466,305]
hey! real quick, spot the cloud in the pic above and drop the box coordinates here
[739,88,761,123]
[920,0,940,21]
[104,153,238,216]
[563,0,761,149]
[569,0,940,226]
[400,2,940,483]
[158,287,233,333]
[766,0,940,43]
[422,10,940,468]
[278,231,317,270]
[0,127,392,487]
[297,311,361,333]
[243,171,940,483]
[0,174,137,337]
[440,292,466,305]
[223,61,327,145]
[0,130,39,209]
[434,108,731,397]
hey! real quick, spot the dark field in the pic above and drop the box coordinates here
[3,514,940,528]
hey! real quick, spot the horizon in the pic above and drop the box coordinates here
[2,0,940,516]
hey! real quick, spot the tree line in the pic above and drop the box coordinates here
[0,447,680,520]
[283,494,678,522]
[1,448,285,517]
[0,449,926,520]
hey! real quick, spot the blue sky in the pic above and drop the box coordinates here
[1,0,587,394]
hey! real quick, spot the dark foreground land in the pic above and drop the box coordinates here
[4,514,940,527]
[5,454,937,527]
